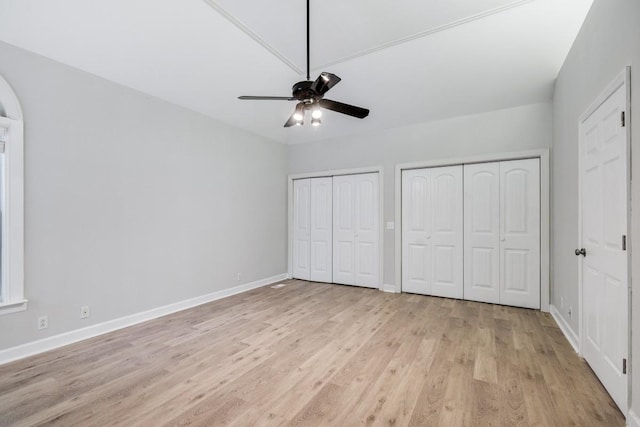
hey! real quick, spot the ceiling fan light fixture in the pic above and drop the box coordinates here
[237,0,369,128]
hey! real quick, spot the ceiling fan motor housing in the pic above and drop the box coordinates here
[292,81,316,101]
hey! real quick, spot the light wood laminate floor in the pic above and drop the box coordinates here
[0,280,625,426]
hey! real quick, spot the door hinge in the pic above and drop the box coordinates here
[622,235,627,251]
[621,111,626,127]
[623,358,627,374]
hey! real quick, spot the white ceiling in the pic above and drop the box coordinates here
[0,0,593,144]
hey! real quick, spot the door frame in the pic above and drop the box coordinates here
[577,67,631,409]
[287,166,385,290]
[395,149,551,312]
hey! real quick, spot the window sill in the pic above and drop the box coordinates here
[0,299,28,315]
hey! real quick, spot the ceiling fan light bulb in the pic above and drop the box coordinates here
[312,109,322,119]
[293,112,304,121]
[311,118,321,127]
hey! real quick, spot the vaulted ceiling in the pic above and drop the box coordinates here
[0,0,592,143]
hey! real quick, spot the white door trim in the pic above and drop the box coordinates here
[287,166,384,291]
[394,148,550,312]
[577,67,631,411]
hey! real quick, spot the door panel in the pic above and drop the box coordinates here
[310,177,332,283]
[292,179,310,280]
[355,173,380,288]
[431,166,463,298]
[402,166,462,298]
[580,83,628,412]
[333,176,355,285]
[402,170,431,294]
[499,158,540,309]
[464,163,500,303]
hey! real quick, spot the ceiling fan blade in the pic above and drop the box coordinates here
[319,99,369,119]
[311,73,341,95]
[284,112,299,127]
[238,96,295,100]
[284,103,305,127]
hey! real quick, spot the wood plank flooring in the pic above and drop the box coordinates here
[0,280,625,426]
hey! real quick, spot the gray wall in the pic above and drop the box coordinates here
[288,102,552,287]
[552,0,640,415]
[0,42,287,350]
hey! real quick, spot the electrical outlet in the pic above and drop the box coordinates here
[236,273,242,282]
[38,316,48,330]
[80,306,90,319]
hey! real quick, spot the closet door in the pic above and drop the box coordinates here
[402,169,431,294]
[354,173,380,288]
[464,163,500,303]
[292,179,311,280]
[431,166,463,298]
[333,175,356,285]
[309,177,333,283]
[333,173,380,288]
[499,158,540,309]
[402,166,463,298]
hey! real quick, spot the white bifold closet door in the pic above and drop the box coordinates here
[464,159,540,309]
[293,179,311,280]
[402,166,463,298]
[333,173,380,288]
[463,162,501,303]
[499,159,540,308]
[292,177,333,283]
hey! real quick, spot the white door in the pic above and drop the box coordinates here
[333,175,356,285]
[402,169,431,294]
[333,173,379,288]
[292,179,311,280]
[354,173,380,288]
[310,177,332,283]
[402,166,463,298]
[499,159,540,309]
[579,83,628,412]
[464,162,500,303]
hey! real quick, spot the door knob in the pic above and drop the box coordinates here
[575,248,586,257]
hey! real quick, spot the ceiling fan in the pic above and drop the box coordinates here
[238,0,370,127]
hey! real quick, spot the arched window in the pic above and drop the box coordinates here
[0,74,25,315]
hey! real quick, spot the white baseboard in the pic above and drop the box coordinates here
[628,409,640,427]
[549,304,580,353]
[0,273,287,365]
[383,284,397,293]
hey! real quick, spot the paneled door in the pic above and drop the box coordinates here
[333,173,380,288]
[402,166,463,298]
[292,178,333,283]
[463,159,540,308]
[464,162,500,304]
[579,81,628,412]
[292,179,311,280]
[309,178,333,282]
[499,158,540,309]
[354,173,380,287]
